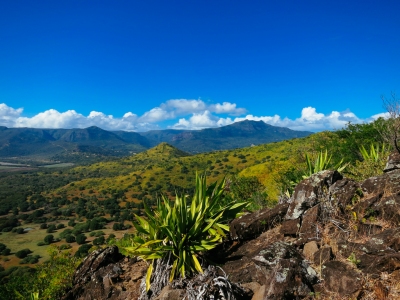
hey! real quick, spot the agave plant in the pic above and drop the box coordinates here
[122,174,248,292]
[303,149,347,179]
[359,143,389,162]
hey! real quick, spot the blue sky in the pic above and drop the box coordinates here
[0,0,399,132]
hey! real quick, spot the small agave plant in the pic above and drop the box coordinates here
[122,174,248,292]
[303,149,347,179]
[359,143,389,162]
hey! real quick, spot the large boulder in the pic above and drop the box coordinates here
[321,261,362,297]
[384,151,400,172]
[285,170,342,220]
[63,246,147,300]
[229,203,288,241]
[223,241,318,299]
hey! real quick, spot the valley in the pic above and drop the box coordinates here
[0,118,387,298]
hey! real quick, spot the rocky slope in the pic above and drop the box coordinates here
[63,153,400,299]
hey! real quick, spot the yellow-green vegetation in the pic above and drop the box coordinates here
[0,116,393,298]
[43,119,386,208]
[303,149,347,179]
[0,247,80,300]
[346,144,390,181]
[121,174,248,292]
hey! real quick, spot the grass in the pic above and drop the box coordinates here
[0,218,132,269]
[41,163,75,168]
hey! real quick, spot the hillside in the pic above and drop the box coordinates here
[0,118,388,299]
[140,120,311,152]
[0,126,147,162]
[49,134,321,204]
[0,121,311,162]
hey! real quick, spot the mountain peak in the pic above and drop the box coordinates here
[147,142,190,158]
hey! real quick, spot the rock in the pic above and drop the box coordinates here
[286,170,342,220]
[313,246,332,266]
[280,218,300,236]
[358,223,383,236]
[250,285,266,300]
[251,242,318,299]
[298,204,321,243]
[230,203,288,241]
[153,285,185,300]
[222,241,318,299]
[62,246,147,300]
[241,282,261,296]
[329,178,362,212]
[384,151,400,172]
[358,253,400,275]
[321,261,362,297]
[374,194,400,224]
[363,228,400,254]
[361,169,400,197]
[303,241,319,261]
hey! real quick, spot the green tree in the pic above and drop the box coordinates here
[15,249,32,259]
[44,234,54,244]
[75,233,87,245]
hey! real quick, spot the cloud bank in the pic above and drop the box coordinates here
[0,99,383,132]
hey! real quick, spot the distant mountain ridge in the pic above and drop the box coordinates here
[140,120,311,152]
[0,120,311,160]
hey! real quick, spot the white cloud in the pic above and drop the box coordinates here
[139,99,246,123]
[0,101,386,132]
[0,103,23,127]
[209,102,246,115]
[172,110,232,130]
[171,107,370,131]
[162,99,206,114]
[370,112,389,120]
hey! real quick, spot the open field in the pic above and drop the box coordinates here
[41,163,74,168]
[0,220,132,269]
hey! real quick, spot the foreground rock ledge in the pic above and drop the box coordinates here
[64,165,400,299]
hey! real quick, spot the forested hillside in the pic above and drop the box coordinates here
[0,117,389,299]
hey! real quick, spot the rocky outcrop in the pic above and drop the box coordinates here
[64,161,400,299]
[62,246,147,300]
[229,203,289,240]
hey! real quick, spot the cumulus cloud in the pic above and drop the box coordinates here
[0,103,23,127]
[172,110,234,130]
[172,107,368,132]
[138,99,246,123]
[0,101,385,132]
[209,102,246,115]
[370,112,389,120]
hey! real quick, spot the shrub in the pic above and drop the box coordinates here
[75,244,92,257]
[122,174,247,291]
[93,236,105,245]
[65,235,76,243]
[113,222,124,231]
[32,246,80,299]
[15,249,32,259]
[37,241,46,246]
[0,243,7,252]
[46,224,57,233]
[20,255,41,264]
[44,234,54,244]
[1,248,10,256]
[106,234,116,244]
[75,234,87,245]
[59,228,73,239]
[59,244,72,250]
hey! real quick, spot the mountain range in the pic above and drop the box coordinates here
[0,120,311,161]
